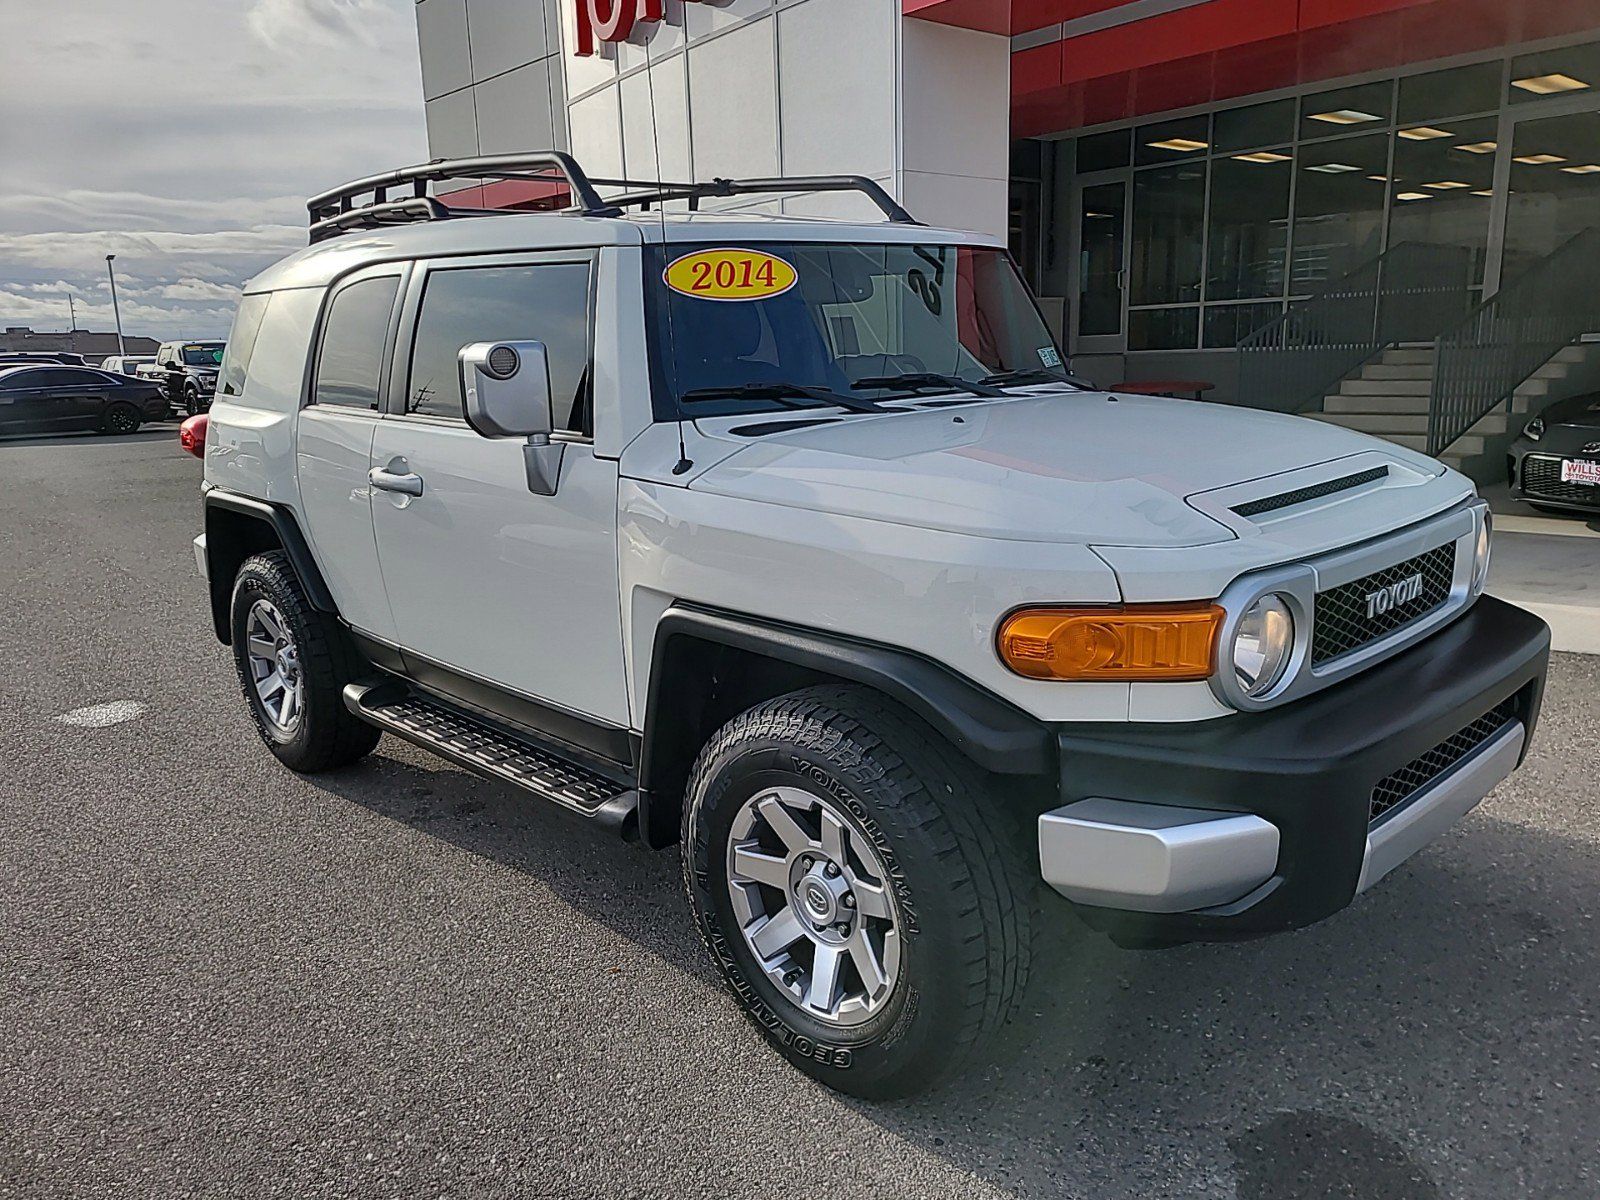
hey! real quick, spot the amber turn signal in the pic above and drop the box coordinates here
[996,603,1224,681]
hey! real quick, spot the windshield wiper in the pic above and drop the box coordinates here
[679,382,892,414]
[978,368,1091,389]
[851,372,1006,399]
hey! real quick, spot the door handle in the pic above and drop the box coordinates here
[369,467,424,497]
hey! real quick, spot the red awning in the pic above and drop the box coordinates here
[907,0,1600,136]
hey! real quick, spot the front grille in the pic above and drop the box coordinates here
[1369,696,1520,824]
[1311,543,1456,666]
[1522,454,1600,507]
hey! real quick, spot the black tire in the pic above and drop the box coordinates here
[229,551,380,772]
[184,385,203,417]
[682,684,1034,1099]
[100,402,141,435]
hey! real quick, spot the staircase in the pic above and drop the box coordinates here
[1310,343,1596,475]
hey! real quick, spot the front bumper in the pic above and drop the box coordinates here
[1511,446,1600,513]
[1040,595,1549,944]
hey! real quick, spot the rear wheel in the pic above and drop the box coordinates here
[100,402,140,435]
[682,684,1034,1099]
[229,551,380,772]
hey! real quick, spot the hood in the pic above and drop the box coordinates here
[690,391,1434,548]
[1538,392,1600,430]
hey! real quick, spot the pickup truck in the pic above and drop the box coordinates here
[193,153,1549,1099]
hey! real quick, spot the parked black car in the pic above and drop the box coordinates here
[0,365,168,436]
[1510,391,1600,515]
[153,340,226,415]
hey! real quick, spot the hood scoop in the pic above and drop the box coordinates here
[1231,465,1389,518]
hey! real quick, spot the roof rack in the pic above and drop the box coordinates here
[306,152,918,243]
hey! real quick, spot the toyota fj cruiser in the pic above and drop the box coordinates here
[194,153,1549,1099]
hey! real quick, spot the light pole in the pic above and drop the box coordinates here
[105,254,126,356]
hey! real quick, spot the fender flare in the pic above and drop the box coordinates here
[203,489,336,642]
[638,604,1052,794]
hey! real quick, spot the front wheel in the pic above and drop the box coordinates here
[229,551,380,772]
[184,385,204,417]
[682,685,1035,1099]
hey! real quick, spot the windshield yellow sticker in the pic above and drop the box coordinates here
[664,248,797,301]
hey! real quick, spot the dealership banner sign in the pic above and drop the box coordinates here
[575,0,699,54]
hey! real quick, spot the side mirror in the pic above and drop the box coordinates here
[458,341,563,495]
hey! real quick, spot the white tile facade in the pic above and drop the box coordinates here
[415,0,1010,237]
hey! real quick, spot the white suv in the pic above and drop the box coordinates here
[194,153,1549,1098]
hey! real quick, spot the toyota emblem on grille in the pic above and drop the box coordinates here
[1365,573,1425,620]
[1583,441,1600,455]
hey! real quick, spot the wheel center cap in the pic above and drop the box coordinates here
[801,879,834,921]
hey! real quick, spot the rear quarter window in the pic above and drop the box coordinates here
[218,288,322,412]
[218,294,270,396]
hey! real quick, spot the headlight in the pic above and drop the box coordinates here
[1472,510,1493,593]
[1232,594,1294,697]
[1524,417,1545,441]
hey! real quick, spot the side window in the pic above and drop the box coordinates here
[28,369,80,388]
[155,346,174,367]
[218,294,270,397]
[406,262,592,432]
[312,276,401,410]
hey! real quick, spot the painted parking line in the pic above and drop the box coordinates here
[56,700,147,727]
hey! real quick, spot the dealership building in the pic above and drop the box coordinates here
[414,0,1600,478]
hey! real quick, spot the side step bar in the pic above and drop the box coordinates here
[343,681,639,838]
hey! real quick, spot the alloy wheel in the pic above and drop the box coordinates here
[725,785,902,1027]
[244,599,304,733]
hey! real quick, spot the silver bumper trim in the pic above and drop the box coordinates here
[1357,720,1524,894]
[1038,797,1280,913]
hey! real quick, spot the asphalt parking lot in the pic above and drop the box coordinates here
[2,432,1597,1200]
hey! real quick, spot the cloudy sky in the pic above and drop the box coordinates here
[0,0,426,341]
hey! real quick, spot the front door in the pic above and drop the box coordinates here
[1069,176,1130,355]
[369,253,630,729]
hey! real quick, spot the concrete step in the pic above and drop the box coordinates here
[1316,411,1510,437]
[1341,378,1432,396]
[1513,376,1555,398]
[1360,363,1434,381]
[1381,348,1436,366]
[1374,432,1486,457]
[1324,394,1429,414]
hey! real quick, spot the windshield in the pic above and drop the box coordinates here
[647,242,1069,416]
[183,343,225,367]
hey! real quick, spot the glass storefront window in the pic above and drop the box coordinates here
[1129,306,1199,351]
[1509,41,1600,104]
[1077,129,1130,173]
[1207,153,1291,300]
[1130,161,1206,304]
[1389,115,1496,287]
[1204,302,1283,349]
[1135,114,1210,165]
[1292,133,1390,287]
[1398,61,1502,122]
[1300,81,1394,139]
[1502,109,1600,280]
[1214,99,1295,153]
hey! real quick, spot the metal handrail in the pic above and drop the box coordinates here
[1426,227,1600,455]
[1236,241,1475,414]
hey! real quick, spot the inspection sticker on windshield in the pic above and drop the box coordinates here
[1037,346,1062,368]
[665,248,798,301]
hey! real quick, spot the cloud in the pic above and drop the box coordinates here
[0,0,424,341]
[245,0,389,49]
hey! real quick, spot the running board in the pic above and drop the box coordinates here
[343,681,639,838]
